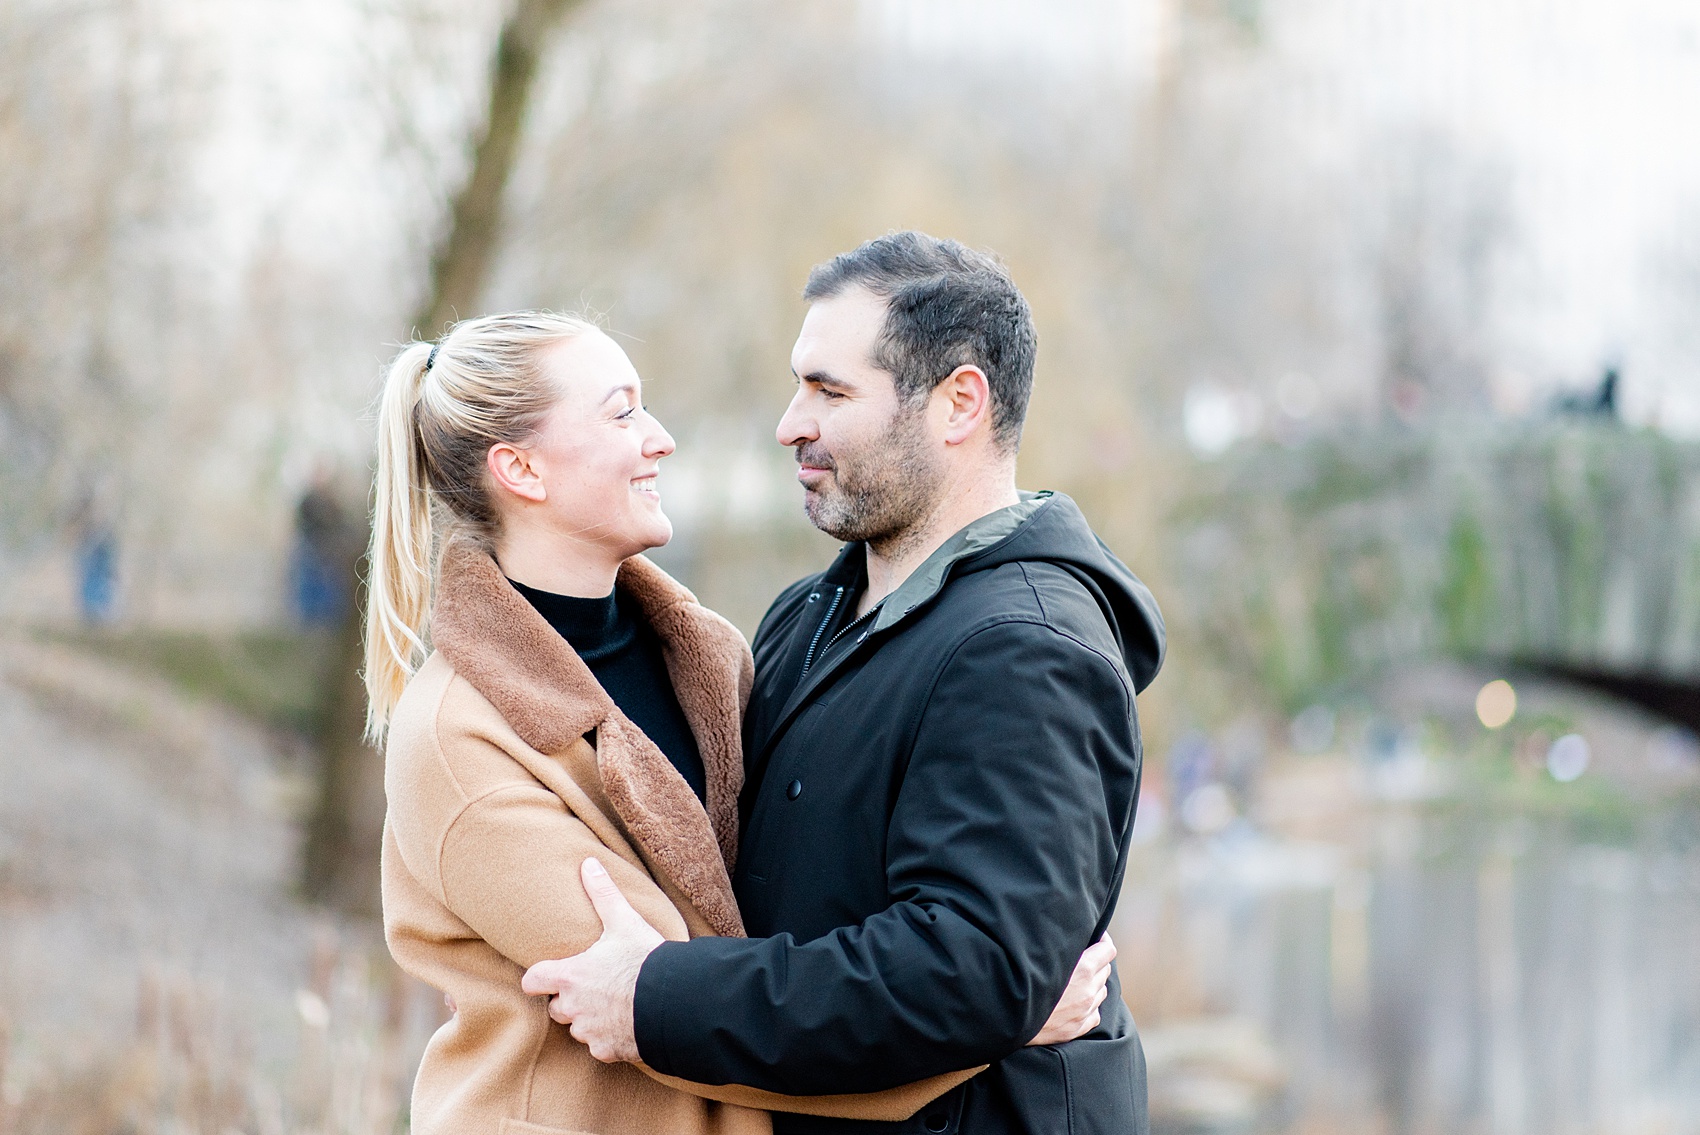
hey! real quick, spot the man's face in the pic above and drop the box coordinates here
[778,287,943,546]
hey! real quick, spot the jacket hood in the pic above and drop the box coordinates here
[872,491,1165,693]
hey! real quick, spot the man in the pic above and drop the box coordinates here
[526,232,1165,1133]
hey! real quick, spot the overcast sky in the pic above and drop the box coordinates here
[204,0,1700,438]
[871,0,1700,434]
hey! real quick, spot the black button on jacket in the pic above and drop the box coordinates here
[633,493,1165,1135]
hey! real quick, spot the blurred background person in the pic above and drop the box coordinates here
[290,466,356,629]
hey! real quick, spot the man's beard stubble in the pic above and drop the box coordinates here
[796,405,943,557]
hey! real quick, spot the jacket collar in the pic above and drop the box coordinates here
[871,491,1052,634]
[759,493,1055,756]
[430,537,745,938]
[811,491,1054,636]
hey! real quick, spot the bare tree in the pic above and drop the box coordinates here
[0,0,208,571]
[301,0,590,913]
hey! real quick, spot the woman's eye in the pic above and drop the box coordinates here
[616,406,637,420]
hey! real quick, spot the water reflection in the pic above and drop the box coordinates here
[1118,667,1700,1134]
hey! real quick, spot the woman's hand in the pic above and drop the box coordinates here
[1026,932,1116,1047]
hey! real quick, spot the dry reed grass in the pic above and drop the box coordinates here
[0,630,445,1135]
[0,934,434,1135]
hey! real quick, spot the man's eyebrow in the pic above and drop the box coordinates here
[796,369,846,386]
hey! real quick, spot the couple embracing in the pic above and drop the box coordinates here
[367,232,1165,1135]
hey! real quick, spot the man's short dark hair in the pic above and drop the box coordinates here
[802,232,1037,452]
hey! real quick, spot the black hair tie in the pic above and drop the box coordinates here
[425,341,441,373]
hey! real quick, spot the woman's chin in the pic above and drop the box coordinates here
[639,516,674,551]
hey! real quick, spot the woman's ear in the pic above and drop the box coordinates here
[487,441,548,503]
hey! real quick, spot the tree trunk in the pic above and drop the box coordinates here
[301,0,588,913]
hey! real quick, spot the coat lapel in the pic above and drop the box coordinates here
[430,538,745,939]
[616,555,747,871]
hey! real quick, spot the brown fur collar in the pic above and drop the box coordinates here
[431,537,746,939]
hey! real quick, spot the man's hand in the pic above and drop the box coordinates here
[520,858,665,1063]
[1026,932,1116,1047]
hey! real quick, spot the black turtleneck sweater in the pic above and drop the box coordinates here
[510,579,706,803]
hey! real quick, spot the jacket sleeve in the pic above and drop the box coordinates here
[632,620,1141,1094]
[436,779,693,967]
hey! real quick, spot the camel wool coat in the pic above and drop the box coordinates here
[381,539,977,1135]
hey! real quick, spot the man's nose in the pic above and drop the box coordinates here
[776,390,816,448]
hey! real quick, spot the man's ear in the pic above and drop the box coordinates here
[936,365,992,446]
[487,441,547,503]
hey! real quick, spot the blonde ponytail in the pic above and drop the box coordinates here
[364,341,436,737]
[361,311,599,739]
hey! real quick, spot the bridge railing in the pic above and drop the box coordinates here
[1171,421,1700,708]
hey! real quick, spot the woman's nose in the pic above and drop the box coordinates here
[644,417,676,458]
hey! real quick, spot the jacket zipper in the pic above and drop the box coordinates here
[800,586,845,676]
[824,605,878,654]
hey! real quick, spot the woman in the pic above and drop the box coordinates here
[367,312,1112,1135]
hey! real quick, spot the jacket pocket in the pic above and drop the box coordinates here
[498,1119,596,1135]
[1055,1025,1148,1135]
[988,1006,1148,1135]
[769,1081,967,1134]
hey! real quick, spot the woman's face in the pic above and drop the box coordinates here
[498,330,676,563]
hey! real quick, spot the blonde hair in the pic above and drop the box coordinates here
[364,310,599,738]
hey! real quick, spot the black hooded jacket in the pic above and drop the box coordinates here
[632,492,1165,1135]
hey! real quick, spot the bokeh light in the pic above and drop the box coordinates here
[1475,679,1518,729]
[1547,733,1591,782]
[1289,704,1337,753]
